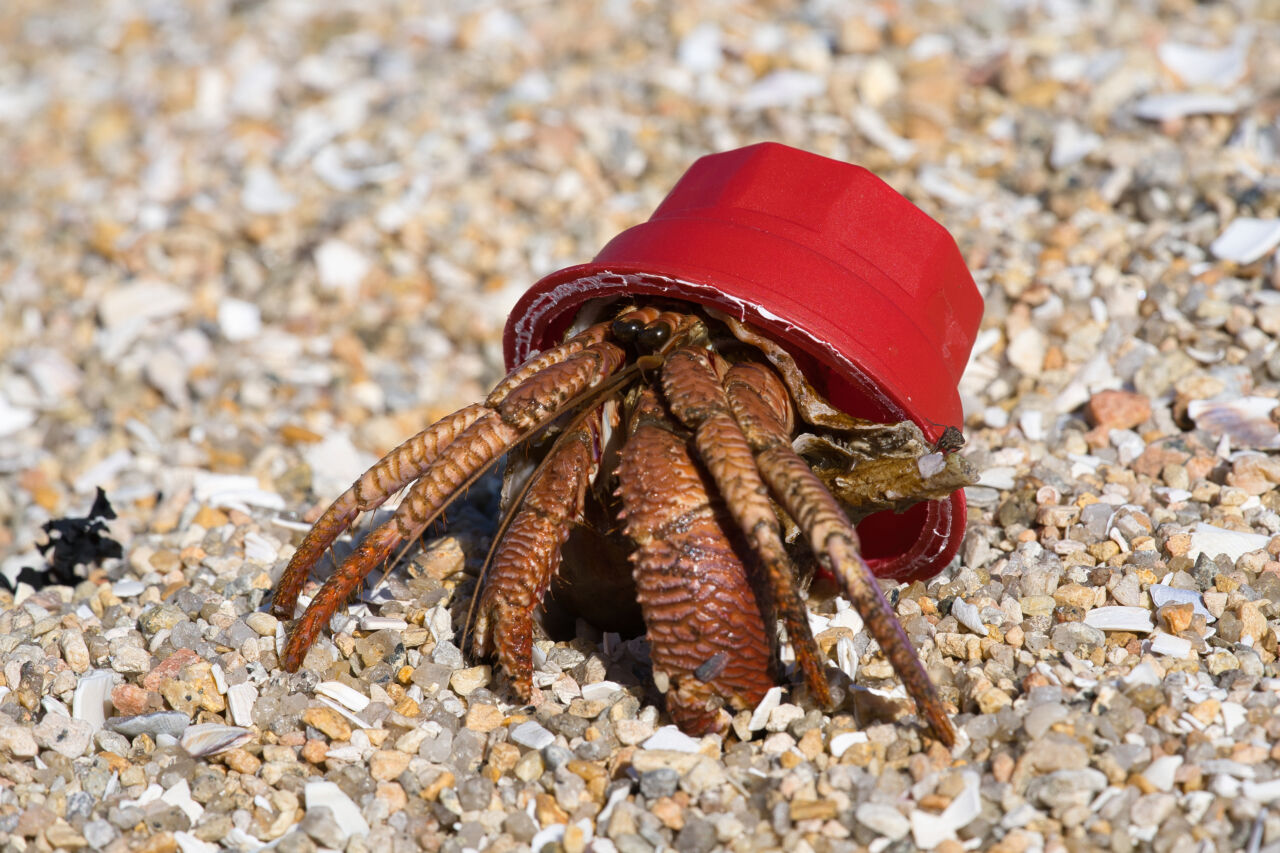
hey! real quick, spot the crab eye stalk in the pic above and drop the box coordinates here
[637,320,671,351]
[611,317,644,343]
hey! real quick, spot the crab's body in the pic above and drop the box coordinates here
[273,302,974,745]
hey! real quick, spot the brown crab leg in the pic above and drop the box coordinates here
[279,339,626,671]
[472,410,600,698]
[724,362,956,747]
[273,308,670,621]
[272,404,489,619]
[660,347,833,708]
[618,387,774,735]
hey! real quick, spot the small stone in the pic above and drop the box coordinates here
[301,706,352,741]
[158,661,226,715]
[615,718,655,746]
[639,768,680,799]
[1086,390,1151,431]
[60,631,92,673]
[244,612,278,637]
[449,666,490,696]
[369,750,410,781]
[464,703,505,733]
[790,799,838,822]
[1238,601,1267,643]
[513,750,544,782]
[0,724,39,757]
[111,683,152,716]
[1158,602,1194,634]
[976,687,1013,714]
[33,715,93,758]
[674,817,717,853]
[44,823,87,849]
[82,820,118,849]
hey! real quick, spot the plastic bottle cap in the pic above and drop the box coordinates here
[504,142,983,581]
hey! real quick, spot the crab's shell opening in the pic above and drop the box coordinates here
[505,276,967,584]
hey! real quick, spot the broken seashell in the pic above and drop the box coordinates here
[180,723,254,757]
[1210,218,1280,265]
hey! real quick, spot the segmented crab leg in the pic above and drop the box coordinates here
[471,409,601,698]
[273,310,669,621]
[618,387,774,735]
[272,404,489,620]
[660,347,833,708]
[724,362,956,746]
[279,338,626,671]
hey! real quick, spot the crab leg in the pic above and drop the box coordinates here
[471,410,600,698]
[279,339,625,671]
[660,347,833,708]
[617,387,774,735]
[724,362,956,746]
[272,404,489,619]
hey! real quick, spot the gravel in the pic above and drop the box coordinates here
[2,1,1280,852]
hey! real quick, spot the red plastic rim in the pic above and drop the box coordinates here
[502,143,983,581]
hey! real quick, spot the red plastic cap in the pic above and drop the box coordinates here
[504,142,983,581]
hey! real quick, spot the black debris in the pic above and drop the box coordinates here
[1,487,123,592]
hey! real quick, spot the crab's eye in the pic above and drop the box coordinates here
[611,318,644,342]
[638,321,671,351]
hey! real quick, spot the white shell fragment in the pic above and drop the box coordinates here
[304,780,371,840]
[226,682,258,728]
[1158,37,1248,88]
[359,615,409,631]
[1210,218,1280,265]
[1132,92,1240,121]
[180,724,253,757]
[107,711,190,738]
[1149,633,1194,657]
[748,686,784,732]
[161,779,204,823]
[642,725,702,753]
[829,730,867,759]
[1050,121,1102,170]
[192,472,286,511]
[579,681,625,703]
[71,671,115,730]
[510,721,555,750]
[951,599,987,635]
[917,452,946,478]
[317,681,371,713]
[1187,398,1280,449]
[911,770,981,848]
[1186,522,1270,563]
[1085,606,1154,632]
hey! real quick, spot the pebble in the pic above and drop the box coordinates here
[1086,390,1151,430]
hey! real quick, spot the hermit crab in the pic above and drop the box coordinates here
[272,144,983,746]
